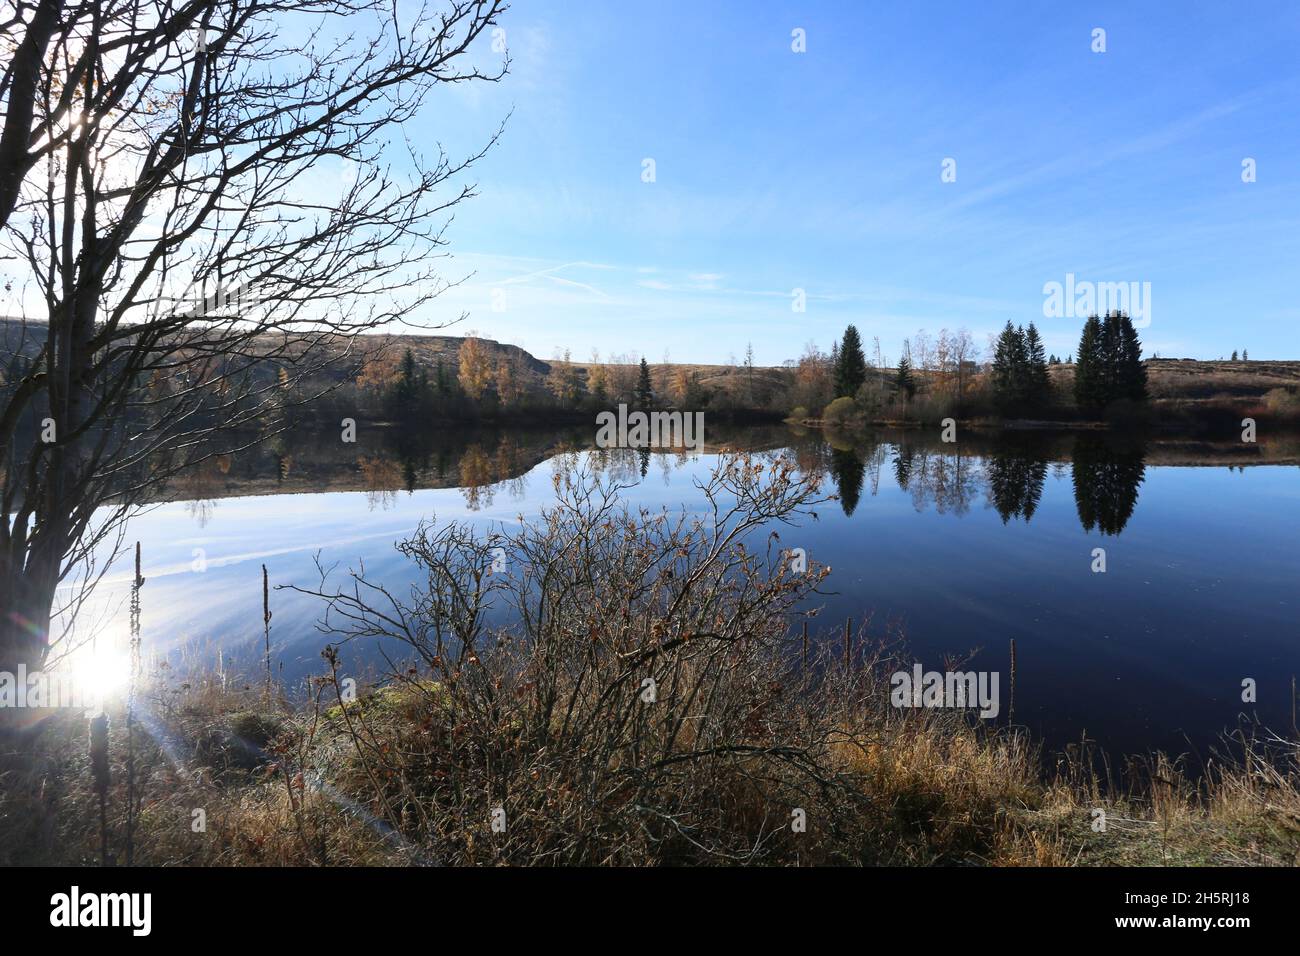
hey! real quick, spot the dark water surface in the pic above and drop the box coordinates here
[79,423,1300,760]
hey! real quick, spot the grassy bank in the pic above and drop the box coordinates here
[3,661,1297,867]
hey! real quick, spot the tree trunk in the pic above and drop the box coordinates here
[0,570,57,673]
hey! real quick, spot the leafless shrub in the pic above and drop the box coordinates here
[285,453,914,863]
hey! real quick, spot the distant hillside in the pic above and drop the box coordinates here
[0,317,796,407]
[0,318,557,397]
[357,331,551,378]
[0,316,47,359]
[1045,358,1300,413]
[0,317,548,376]
[6,316,1300,412]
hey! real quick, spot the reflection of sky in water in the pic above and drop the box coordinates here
[73,445,1300,759]
[77,450,716,683]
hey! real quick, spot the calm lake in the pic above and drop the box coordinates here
[76,423,1300,761]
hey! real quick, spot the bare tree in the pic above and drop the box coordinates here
[951,328,977,397]
[0,0,508,674]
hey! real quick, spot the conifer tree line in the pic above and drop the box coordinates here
[990,321,1051,410]
[821,314,1149,418]
[1073,311,1148,412]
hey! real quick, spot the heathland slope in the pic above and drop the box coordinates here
[6,317,1300,413]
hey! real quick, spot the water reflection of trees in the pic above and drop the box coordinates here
[829,448,865,515]
[362,430,535,512]
[1072,434,1146,535]
[795,431,1147,534]
[893,443,980,516]
[178,453,231,526]
[580,446,697,487]
[822,434,892,517]
[455,436,530,511]
[985,440,1048,523]
[359,455,403,511]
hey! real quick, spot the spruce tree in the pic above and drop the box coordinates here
[1074,312,1146,412]
[1074,314,1104,412]
[1100,311,1124,404]
[894,356,916,402]
[991,321,1027,411]
[1024,322,1050,407]
[834,324,868,398]
[1116,312,1148,402]
[635,357,654,408]
[395,348,420,413]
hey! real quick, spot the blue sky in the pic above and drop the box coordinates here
[409,1,1300,364]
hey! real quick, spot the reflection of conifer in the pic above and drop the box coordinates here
[987,456,1020,523]
[830,447,865,516]
[1072,434,1146,535]
[1020,460,1047,520]
[986,441,1048,523]
[893,446,915,490]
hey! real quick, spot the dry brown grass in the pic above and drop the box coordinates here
[4,663,1297,867]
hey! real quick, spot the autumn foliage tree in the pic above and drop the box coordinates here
[457,334,495,402]
[494,353,524,408]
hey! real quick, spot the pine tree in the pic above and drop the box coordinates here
[1024,322,1050,407]
[894,356,916,402]
[399,348,417,390]
[393,348,420,413]
[1074,314,1104,412]
[635,357,654,408]
[834,324,868,398]
[991,321,1029,410]
[1231,350,1238,361]
[1074,312,1146,412]
[1101,311,1128,405]
[1116,312,1148,402]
